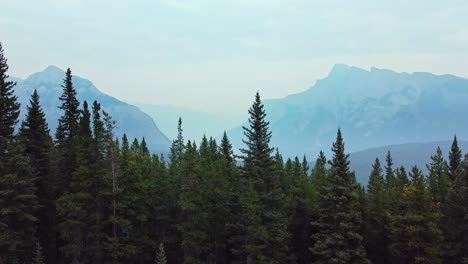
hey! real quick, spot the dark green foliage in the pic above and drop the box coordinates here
[287,156,314,263]
[55,67,80,196]
[427,147,450,204]
[0,51,465,264]
[443,154,468,263]
[449,135,462,182]
[19,90,56,263]
[387,166,443,264]
[0,140,39,262]
[311,129,369,264]
[239,92,289,263]
[179,140,208,263]
[310,150,327,205]
[0,42,20,157]
[384,151,395,186]
[364,158,389,264]
[56,101,97,262]
[0,42,39,263]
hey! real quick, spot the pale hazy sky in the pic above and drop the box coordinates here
[1,0,468,113]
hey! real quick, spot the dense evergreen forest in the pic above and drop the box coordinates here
[1,41,467,264]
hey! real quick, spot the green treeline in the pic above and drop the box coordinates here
[1,42,468,264]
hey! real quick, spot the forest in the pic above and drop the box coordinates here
[0,41,467,264]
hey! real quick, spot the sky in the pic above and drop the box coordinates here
[1,0,468,113]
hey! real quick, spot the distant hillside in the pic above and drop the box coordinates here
[345,140,468,184]
[13,66,171,153]
[228,64,468,158]
[136,103,245,142]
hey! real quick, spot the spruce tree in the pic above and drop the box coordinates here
[384,151,395,186]
[0,42,19,156]
[449,135,462,182]
[427,146,450,204]
[288,156,313,263]
[55,67,80,196]
[364,158,389,264]
[179,140,208,263]
[443,154,468,263]
[385,151,400,214]
[388,166,443,263]
[311,129,369,264]
[56,101,95,263]
[170,117,185,188]
[310,150,327,205]
[19,90,56,263]
[0,42,39,262]
[239,92,289,263]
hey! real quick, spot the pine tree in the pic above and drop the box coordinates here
[55,67,80,196]
[19,90,56,263]
[449,135,462,183]
[311,129,369,264]
[384,151,395,186]
[443,154,468,263]
[239,92,289,263]
[0,42,39,262]
[222,132,244,263]
[170,117,185,188]
[395,166,409,187]
[56,101,95,263]
[0,42,19,157]
[364,158,389,264]
[89,101,108,263]
[179,140,208,263]
[310,150,327,205]
[388,166,443,263]
[385,151,398,213]
[427,146,450,204]
[288,156,313,263]
[155,242,168,264]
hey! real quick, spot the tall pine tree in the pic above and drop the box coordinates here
[19,89,56,263]
[311,129,369,264]
[0,41,39,263]
[55,67,80,196]
[448,135,462,183]
[427,146,450,205]
[239,92,289,263]
[388,166,443,263]
[364,158,389,264]
[443,154,468,263]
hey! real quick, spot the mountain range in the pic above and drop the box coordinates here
[12,64,468,183]
[227,64,468,159]
[13,66,171,153]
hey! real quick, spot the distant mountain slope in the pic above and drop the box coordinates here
[228,64,468,158]
[348,140,468,184]
[13,66,171,153]
[135,103,245,142]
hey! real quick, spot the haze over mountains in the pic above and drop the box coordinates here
[13,66,171,153]
[12,64,468,183]
[136,103,244,141]
[227,64,468,159]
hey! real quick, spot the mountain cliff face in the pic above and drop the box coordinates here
[13,66,171,153]
[228,64,468,158]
